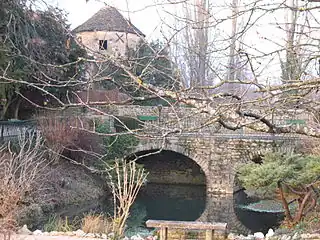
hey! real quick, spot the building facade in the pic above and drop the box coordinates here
[73,6,145,100]
[73,6,144,57]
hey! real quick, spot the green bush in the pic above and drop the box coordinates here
[95,120,139,161]
[237,151,320,197]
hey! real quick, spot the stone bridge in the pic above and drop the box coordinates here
[129,133,297,234]
[88,105,304,194]
[132,134,299,194]
[1,105,304,233]
[128,133,299,234]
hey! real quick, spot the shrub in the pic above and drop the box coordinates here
[81,213,112,234]
[37,113,91,163]
[95,120,139,161]
[238,151,320,225]
[237,151,320,197]
[44,215,78,232]
[0,131,47,234]
[105,159,148,238]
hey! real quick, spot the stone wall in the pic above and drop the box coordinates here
[76,31,141,57]
[132,136,295,194]
[135,150,206,185]
[145,169,205,185]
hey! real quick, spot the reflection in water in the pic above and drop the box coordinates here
[127,183,282,235]
[234,191,284,234]
[135,183,206,221]
[51,183,283,235]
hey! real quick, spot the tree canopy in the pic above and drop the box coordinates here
[0,0,86,119]
[95,40,180,105]
[238,151,320,197]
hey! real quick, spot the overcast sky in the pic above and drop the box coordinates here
[49,0,164,40]
[45,0,320,82]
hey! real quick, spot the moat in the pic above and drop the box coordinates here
[47,150,284,235]
[125,183,283,235]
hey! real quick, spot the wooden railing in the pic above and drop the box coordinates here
[146,220,227,240]
[0,120,36,141]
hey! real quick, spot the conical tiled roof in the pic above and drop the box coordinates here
[73,6,145,36]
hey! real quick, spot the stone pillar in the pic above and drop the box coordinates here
[198,194,249,234]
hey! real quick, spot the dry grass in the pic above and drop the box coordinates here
[301,139,320,156]
[44,215,79,232]
[81,214,113,234]
[0,132,47,238]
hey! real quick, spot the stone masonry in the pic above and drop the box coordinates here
[133,135,296,194]
[84,105,302,194]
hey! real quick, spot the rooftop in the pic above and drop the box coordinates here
[73,6,145,36]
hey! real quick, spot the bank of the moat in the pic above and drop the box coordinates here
[19,149,301,238]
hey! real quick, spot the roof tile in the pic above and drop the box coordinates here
[73,6,145,36]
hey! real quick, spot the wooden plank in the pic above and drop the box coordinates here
[146,220,227,230]
[159,227,168,240]
[205,229,213,240]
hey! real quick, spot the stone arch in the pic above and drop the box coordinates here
[229,140,278,192]
[224,140,287,234]
[129,140,207,222]
[129,139,210,189]
[132,140,194,160]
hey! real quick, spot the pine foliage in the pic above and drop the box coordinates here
[237,151,320,197]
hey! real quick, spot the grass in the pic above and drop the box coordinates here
[43,213,114,235]
[43,215,79,232]
[81,213,113,234]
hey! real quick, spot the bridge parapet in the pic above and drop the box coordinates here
[85,105,312,137]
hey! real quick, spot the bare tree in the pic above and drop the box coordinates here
[0,132,48,236]
[4,0,320,140]
[227,0,239,83]
[169,0,213,87]
[106,160,148,238]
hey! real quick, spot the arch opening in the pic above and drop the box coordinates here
[126,149,206,223]
[233,152,283,234]
[129,149,206,186]
[233,151,265,192]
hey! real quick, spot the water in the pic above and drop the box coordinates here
[132,184,206,221]
[125,183,283,235]
[234,192,284,234]
[45,183,283,235]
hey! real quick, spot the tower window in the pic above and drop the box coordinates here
[99,40,108,50]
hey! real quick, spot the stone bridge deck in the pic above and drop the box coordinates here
[86,105,311,136]
[131,132,300,194]
[0,106,304,195]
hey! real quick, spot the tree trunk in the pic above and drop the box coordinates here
[13,98,21,120]
[227,0,239,89]
[293,190,311,223]
[181,0,210,87]
[277,181,293,222]
[1,102,10,120]
[195,0,209,86]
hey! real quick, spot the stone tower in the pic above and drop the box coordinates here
[73,6,145,57]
